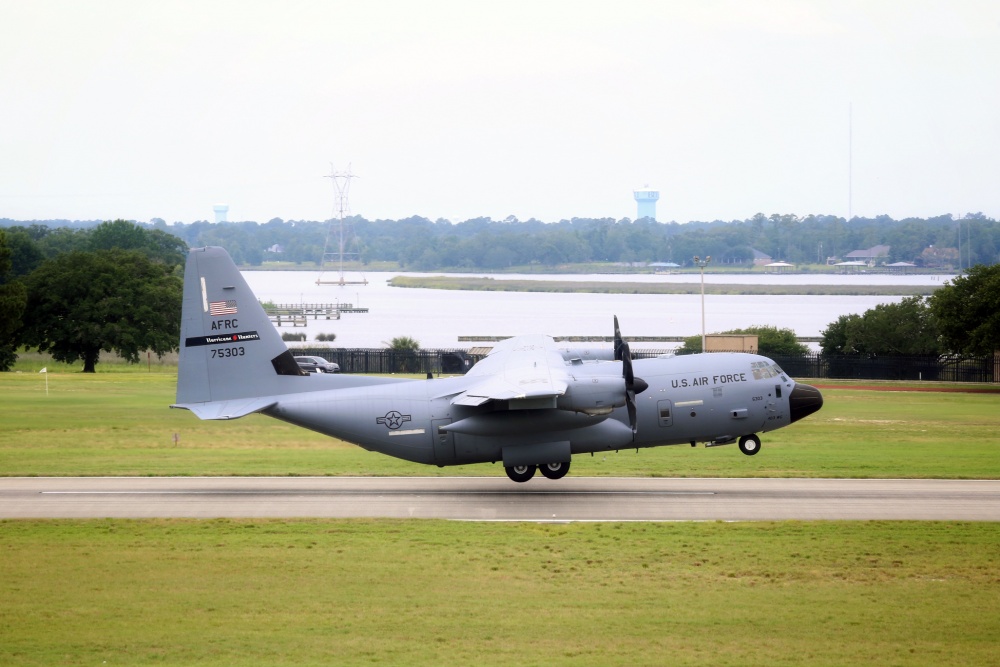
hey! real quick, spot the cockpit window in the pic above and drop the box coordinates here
[750,360,776,380]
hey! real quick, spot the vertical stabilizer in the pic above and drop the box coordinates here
[175,247,306,408]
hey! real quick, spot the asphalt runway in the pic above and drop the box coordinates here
[2,477,999,521]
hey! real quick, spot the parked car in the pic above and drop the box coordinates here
[294,356,340,373]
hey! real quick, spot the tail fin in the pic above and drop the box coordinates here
[173,246,306,418]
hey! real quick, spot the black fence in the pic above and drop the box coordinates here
[296,347,998,383]
[771,352,997,383]
[298,348,485,376]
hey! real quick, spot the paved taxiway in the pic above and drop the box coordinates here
[2,477,999,521]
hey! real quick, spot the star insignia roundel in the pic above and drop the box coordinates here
[376,411,411,430]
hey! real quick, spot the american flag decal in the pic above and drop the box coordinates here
[209,299,238,316]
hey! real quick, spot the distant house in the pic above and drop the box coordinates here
[266,244,285,254]
[918,245,959,269]
[843,244,890,266]
[751,249,772,266]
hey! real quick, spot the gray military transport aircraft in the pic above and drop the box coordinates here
[173,247,824,482]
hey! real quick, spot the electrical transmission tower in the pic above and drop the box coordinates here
[317,164,368,286]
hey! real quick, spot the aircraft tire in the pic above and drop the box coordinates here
[738,434,761,456]
[539,461,570,480]
[505,464,536,483]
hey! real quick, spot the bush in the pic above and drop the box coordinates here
[676,325,808,357]
[387,336,420,372]
[315,332,337,342]
[281,332,306,342]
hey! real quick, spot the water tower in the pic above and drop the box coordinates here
[213,204,229,223]
[633,186,659,221]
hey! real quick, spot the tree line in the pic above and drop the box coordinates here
[819,264,1000,358]
[671,264,1000,360]
[4,212,999,271]
[1,217,998,373]
[0,221,185,372]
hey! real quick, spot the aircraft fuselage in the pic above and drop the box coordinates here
[265,352,814,467]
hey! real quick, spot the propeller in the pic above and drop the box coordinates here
[613,315,625,361]
[614,317,649,436]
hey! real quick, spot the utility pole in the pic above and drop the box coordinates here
[693,255,711,352]
[317,164,367,286]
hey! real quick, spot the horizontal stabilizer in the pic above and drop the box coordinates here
[170,396,277,420]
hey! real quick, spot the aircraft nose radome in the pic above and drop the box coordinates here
[789,383,823,423]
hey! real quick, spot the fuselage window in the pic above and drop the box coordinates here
[657,400,674,427]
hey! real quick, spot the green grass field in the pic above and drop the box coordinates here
[3,367,999,665]
[2,369,998,478]
[2,519,998,666]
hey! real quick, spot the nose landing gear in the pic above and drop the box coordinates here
[738,434,761,456]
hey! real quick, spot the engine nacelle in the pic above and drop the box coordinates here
[557,375,627,416]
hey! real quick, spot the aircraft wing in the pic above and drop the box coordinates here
[450,334,569,407]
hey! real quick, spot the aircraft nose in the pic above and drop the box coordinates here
[789,383,823,423]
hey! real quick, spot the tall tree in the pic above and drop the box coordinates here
[89,219,187,267]
[0,230,28,370]
[1,227,45,277]
[930,264,1000,356]
[21,249,182,372]
[819,314,863,355]
[820,297,942,356]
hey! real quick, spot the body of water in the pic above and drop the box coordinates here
[242,271,955,350]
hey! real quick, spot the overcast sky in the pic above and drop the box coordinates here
[2,0,998,224]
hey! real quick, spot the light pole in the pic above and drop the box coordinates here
[693,255,711,352]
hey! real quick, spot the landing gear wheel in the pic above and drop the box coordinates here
[738,434,761,456]
[538,461,571,480]
[505,464,537,483]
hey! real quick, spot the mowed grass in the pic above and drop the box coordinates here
[2,370,999,478]
[2,519,998,666]
[3,369,999,666]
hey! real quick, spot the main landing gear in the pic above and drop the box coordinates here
[504,460,571,483]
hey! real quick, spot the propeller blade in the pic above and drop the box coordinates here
[626,389,637,435]
[615,318,647,437]
[622,342,633,385]
[613,316,624,361]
